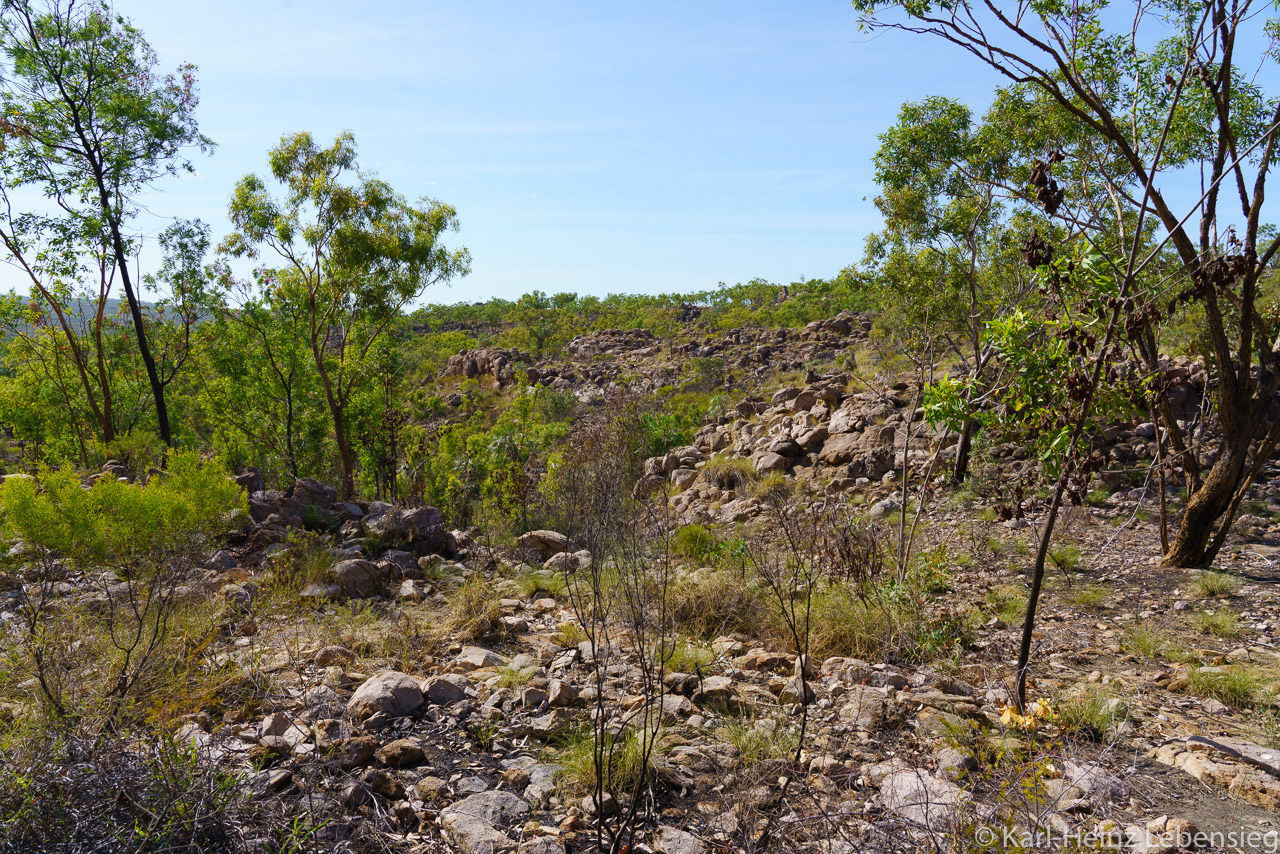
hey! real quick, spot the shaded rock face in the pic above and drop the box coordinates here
[444,348,527,387]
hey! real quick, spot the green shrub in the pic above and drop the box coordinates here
[640,412,696,458]
[0,453,244,721]
[672,524,722,564]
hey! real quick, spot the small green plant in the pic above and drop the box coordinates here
[299,503,337,533]
[419,558,456,584]
[1185,666,1260,708]
[750,471,792,504]
[1070,584,1109,610]
[1048,541,1083,572]
[447,575,504,642]
[271,531,339,595]
[495,663,539,690]
[672,524,722,564]
[510,567,567,600]
[670,569,770,640]
[466,719,500,751]
[658,638,714,674]
[1085,488,1112,507]
[555,726,661,796]
[716,715,800,766]
[988,584,1027,625]
[1241,498,1270,518]
[1188,571,1241,599]
[1194,609,1245,639]
[701,455,757,490]
[1123,625,1170,659]
[1057,687,1127,742]
[551,622,589,648]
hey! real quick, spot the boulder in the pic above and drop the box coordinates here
[879,767,965,830]
[424,674,470,705]
[817,432,864,465]
[376,738,426,768]
[332,559,384,598]
[752,451,789,474]
[440,791,530,854]
[655,825,708,854]
[517,530,569,558]
[457,646,507,671]
[347,671,424,721]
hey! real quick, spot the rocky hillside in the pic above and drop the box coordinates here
[2,310,1279,854]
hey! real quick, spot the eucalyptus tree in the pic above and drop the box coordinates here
[223,131,471,498]
[200,266,328,484]
[867,96,1039,483]
[855,0,1280,569]
[0,0,213,446]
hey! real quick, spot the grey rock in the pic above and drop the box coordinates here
[440,791,530,854]
[516,530,569,558]
[332,559,384,598]
[879,767,965,829]
[656,825,708,854]
[347,671,424,721]
[425,674,471,705]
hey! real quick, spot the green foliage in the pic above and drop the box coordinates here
[671,524,722,564]
[1189,571,1241,599]
[701,454,756,490]
[0,453,244,572]
[222,130,470,496]
[716,716,800,766]
[555,725,661,797]
[1185,667,1263,709]
[987,584,1027,625]
[1193,609,1245,640]
[657,638,715,674]
[670,568,770,640]
[446,575,504,642]
[1056,687,1127,742]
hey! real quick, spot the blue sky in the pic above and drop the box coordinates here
[31,1,1008,304]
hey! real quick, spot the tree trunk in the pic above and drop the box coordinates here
[108,230,171,446]
[1162,432,1252,567]
[334,419,355,500]
[952,417,977,485]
